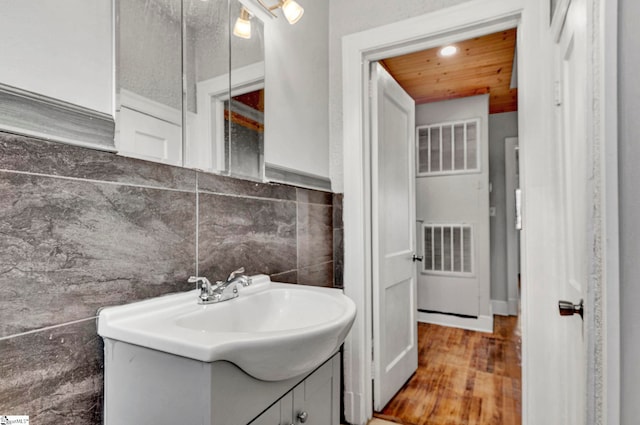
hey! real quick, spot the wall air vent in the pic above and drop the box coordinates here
[422,223,474,276]
[416,119,481,176]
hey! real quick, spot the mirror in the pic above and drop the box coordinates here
[182,0,230,172]
[116,0,183,166]
[116,0,265,180]
[227,0,265,180]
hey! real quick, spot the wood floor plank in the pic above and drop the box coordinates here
[375,316,521,425]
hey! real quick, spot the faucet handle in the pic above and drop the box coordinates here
[226,267,246,282]
[188,276,212,290]
[188,276,206,285]
[189,276,215,303]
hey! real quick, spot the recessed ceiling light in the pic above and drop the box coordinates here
[439,45,458,57]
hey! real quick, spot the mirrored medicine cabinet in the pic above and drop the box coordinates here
[0,0,331,191]
[116,0,266,181]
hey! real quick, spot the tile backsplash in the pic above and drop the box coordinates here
[0,132,343,424]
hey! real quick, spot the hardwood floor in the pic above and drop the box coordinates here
[375,316,521,425]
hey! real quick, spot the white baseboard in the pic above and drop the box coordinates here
[492,299,520,316]
[508,298,519,316]
[344,390,366,425]
[417,311,494,333]
[492,300,510,316]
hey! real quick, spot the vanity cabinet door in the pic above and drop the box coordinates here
[250,402,281,425]
[250,392,293,425]
[291,355,341,425]
[249,353,340,425]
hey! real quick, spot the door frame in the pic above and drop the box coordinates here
[340,0,619,424]
[192,62,264,173]
[505,136,520,316]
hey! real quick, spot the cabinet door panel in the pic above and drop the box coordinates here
[249,402,281,425]
[292,356,340,425]
[250,392,293,425]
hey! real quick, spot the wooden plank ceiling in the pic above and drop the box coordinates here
[381,29,518,114]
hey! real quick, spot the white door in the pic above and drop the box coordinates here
[414,95,491,319]
[371,62,418,411]
[555,0,589,422]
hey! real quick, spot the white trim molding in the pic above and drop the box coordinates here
[118,89,181,126]
[492,300,510,317]
[593,0,620,423]
[193,62,265,173]
[508,298,519,316]
[0,83,115,151]
[264,163,332,191]
[491,299,519,317]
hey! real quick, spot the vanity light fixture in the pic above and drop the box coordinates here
[256,0,304,25]
[233,7,252,39]
[439,45,458,57]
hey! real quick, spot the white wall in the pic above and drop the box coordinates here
[328,0,475,192]
[264,0,330,179]
[488,112,518,302]
[0,0,113,114]
[618,0,640,422]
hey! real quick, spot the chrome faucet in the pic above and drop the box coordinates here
[188,276,215,304]
[188,267,252,304]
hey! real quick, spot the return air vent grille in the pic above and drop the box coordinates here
[423,223,474,275]
[417,119,480,176]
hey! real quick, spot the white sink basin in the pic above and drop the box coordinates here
[97,275,356,381]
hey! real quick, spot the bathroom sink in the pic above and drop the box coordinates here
[97,275,356,381]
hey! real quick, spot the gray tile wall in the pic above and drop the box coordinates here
[0,132,343,424]
[333,193,344,288]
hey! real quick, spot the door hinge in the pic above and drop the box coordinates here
[371,340,375,380]
[515,188,523,230]
[554,80,563,106]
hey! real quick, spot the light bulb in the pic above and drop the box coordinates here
[439,45,458,57]
[281,0,304,24]
[233,8,252,39]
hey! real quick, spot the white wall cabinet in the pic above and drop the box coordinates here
[0,0,116,150]
[250,353,341,425]
[0,0,113,114]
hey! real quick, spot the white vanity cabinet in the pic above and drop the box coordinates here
[250,353,341,425]
[103,336,342,425]
[100,280,354,425]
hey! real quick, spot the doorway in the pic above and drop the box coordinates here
[340,1,617,425]
[369,27,521,422]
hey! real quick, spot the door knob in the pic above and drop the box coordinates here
[297,411,308,423]
[558,299,583,319]
[412,254,423,262]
